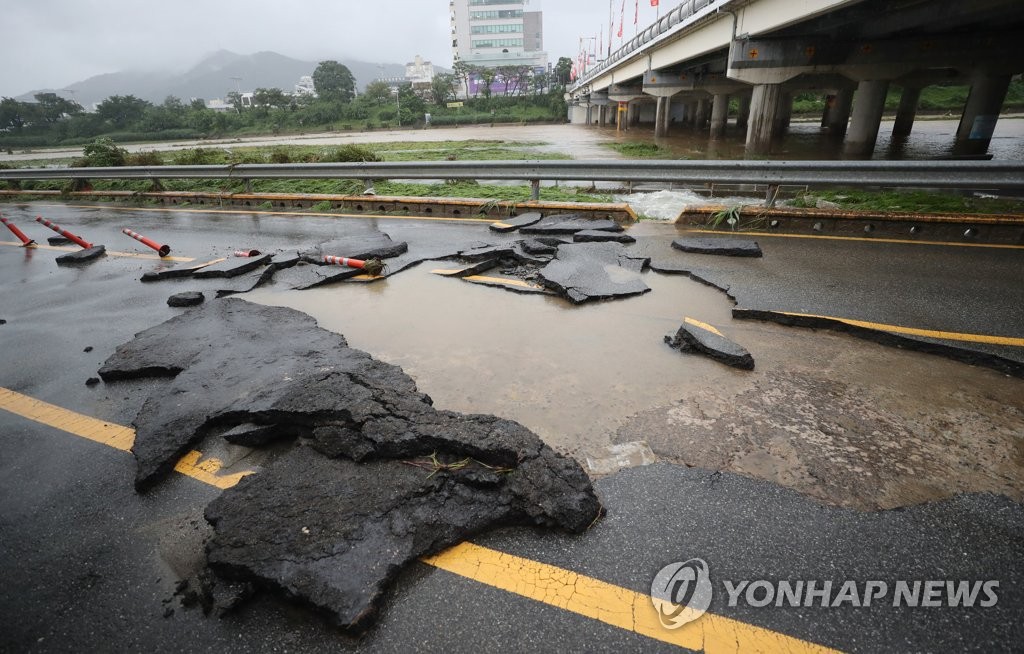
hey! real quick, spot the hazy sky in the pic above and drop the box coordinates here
[1,0,667,97]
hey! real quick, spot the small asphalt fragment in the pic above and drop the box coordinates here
[672,236,763,257]
[55,245,106,264]
[665,317,755,370]
[47,236,72,246]
[167,291,204,308]
[96,298,601,631]
[489,211,543,233]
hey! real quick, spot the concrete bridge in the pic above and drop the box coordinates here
[567,0,1024,157]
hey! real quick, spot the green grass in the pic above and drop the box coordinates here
[789,189,1024,215]
[604,142,674,158]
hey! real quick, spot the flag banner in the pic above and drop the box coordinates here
[635,0,639,25]
[618,0,625,38]
[651,0,659,6]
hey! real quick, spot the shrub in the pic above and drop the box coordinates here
[125,151,165,166]
[77,138,127,167]
[321,145,382,163]
[172,148,224,165]
[269,148,292,164]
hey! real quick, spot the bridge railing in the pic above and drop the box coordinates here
[572,0,728,92]
[2,160,1022,202]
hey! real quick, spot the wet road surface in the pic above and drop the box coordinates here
[1,201,1022,651]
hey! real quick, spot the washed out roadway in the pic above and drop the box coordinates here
[0,202,1022,651]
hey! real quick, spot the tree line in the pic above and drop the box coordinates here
[0,58,576,149]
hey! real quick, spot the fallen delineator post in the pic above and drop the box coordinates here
[122,228,171,256]
[323,255,386,276]
[0,215,35,246]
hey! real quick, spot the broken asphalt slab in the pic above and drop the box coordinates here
[538,242,650,304]
[167,291,204,308]
[301,232,408,261]
[55,245,105,264]
[521,216,624,235]
[489,212,543,233]
[671,237,763,257]
[193,253,274,279]
[574,230,636,244]
[96,298,600,631]
[665,318,755,370]
[141,257,227,282]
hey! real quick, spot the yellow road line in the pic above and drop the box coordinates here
[463,274,543,290]
[424,542,840,653]
[774,311,1024,347]
[684,317,723,337]
[0,386,841,651]
[46,203,494,224]
[1,240,195,262]
[0,387,251,487]
[678,229,1024,250]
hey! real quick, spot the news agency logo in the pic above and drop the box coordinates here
[650,558,713,629]
[651,557,1001,631]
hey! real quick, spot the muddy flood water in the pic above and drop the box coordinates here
[247,223,1024,511]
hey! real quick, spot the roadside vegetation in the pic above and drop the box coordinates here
[787,189,1024,215]
[0,58,576,150]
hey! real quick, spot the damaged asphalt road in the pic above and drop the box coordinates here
[98,298,601,631]
[1,203,1023,650]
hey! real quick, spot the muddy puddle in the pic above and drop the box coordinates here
[247,262,738,456]
[248,255,1024,511]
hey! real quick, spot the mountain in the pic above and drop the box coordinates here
[17,51,408,107]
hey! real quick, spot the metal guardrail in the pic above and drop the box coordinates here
[2,160,1023,194]
[571,0,729,92]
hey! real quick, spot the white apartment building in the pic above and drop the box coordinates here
[450,0,548,70]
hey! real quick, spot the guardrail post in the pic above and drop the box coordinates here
[244,178,253,193]
[530,179,541,201]
[765,184,780,208]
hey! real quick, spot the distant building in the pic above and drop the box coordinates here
[449,0,548,71]
[294,75,316,97]
[406,55,435,85]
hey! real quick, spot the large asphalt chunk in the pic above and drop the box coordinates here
[204,443,599,632]
[55,245,106,264]
[303,231,408,261]
[539,242,650,304]
[671,237,763,257]
[665,318,755,370]
[98,298,601,631]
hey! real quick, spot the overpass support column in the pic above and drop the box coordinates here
[745,83,784,155]
[694,98,710,130]
[824,88,854,137]
[892,85,922,138]
[843,80,889,158]
[774,92,793,137]
[662,97,673,135]
[654,97,668,137]
[953,73,1011,157]
[736,92,751,132]
[710,93,730,139]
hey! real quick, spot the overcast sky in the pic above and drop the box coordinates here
[1,0,668,97]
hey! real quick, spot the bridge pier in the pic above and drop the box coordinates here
[774,92,793,137]
[953,72,1011,157]
[736,92,751,132]
[843,80,890,158]
[892,85,922,138]
[694,97,710,131]
[746,83,784,154]
[825,88,854,137]
[710,93,730,139]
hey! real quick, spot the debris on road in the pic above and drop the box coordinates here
[141,258,227,281]
[521,215,624,236]
[489,211,543,233]
[193,253,274,279]
[55,245,106,264]
[97,298,601,631]
[574,229,636,244]
[539,242,650,304]
[167,291,204,308]
[671,237,763,257]
[301,232,408,261]
[665,317,755,370]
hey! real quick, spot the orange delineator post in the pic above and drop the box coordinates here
[122,228,171,256]
[234,249,261,257]
[324,255,368,268]
[0,216,35,246]
[35,216,93,249]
